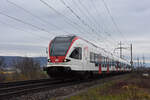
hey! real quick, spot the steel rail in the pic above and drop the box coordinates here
[0,79,52,88]
[0,78,63,99]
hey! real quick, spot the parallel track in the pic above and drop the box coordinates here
[0,79,64,99]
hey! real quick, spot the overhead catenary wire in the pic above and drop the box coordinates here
[39,0,104,41]
[75,0,118,47]
[0,20,49,40]
[0,11,53,36]
[101,0,129,45]
[60,0,118,50]
[90,0,118,44]
[59,0,104,38]
[6,0,85,39]
[48,0,112,52]
[78,0,103,32]
[89,0,119,52]
[60,0,100,35]
[80,0,129,56]
[60,0,113,49]
[76,0,129,58]
[6,0,71,35]
[41,0,102,43]
[93,0,118,37]
[69,0,117,50]
[100,0,131,60]
[63,0,105,43]
[68,0,107,42]
[7,0,116,48]
[0,20,49,56]
[70,0,96,29]
[71,0,100,33]
[39,0,92,36]
[69,0,104,39]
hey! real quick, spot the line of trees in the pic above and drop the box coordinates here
[0,57,48,82]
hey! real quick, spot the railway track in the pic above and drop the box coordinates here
[0,73,128,100]
[0,78,90,100]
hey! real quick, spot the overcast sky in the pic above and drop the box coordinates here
[0,0,150,65]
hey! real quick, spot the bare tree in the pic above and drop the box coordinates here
[0,57,6,82]
[13,57,42,80]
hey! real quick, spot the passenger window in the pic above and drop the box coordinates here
[70,47,82,60]
[90,52,94,62]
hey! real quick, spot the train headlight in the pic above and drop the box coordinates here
[48,59,51,62]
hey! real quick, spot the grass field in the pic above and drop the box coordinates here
[66,72,150,100]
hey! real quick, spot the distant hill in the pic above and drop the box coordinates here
[1,56,149,68]
[0,56,47,68]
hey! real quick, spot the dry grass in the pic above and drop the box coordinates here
[66,73,150,100]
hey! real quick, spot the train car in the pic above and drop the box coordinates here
[44,35,132,78]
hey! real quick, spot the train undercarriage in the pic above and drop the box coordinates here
[44,66,128,79]
[44,66,95,79]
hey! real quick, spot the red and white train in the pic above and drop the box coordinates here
[44,35,132,78]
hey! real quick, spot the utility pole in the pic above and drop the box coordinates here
[143,55,145,68]
[118,41,123,59]
[140,61,142,68]
[137,57,139,68]
[114,42,132,65]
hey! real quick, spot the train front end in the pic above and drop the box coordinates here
[44,35,82,78]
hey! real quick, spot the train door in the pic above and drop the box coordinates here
[69,45,83,70]
[83,46,90,70]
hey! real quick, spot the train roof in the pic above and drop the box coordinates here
[53,35,76,41]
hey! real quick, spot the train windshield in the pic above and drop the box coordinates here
[50,36,75,56]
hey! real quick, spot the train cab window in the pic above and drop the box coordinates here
[70,47,82,60]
